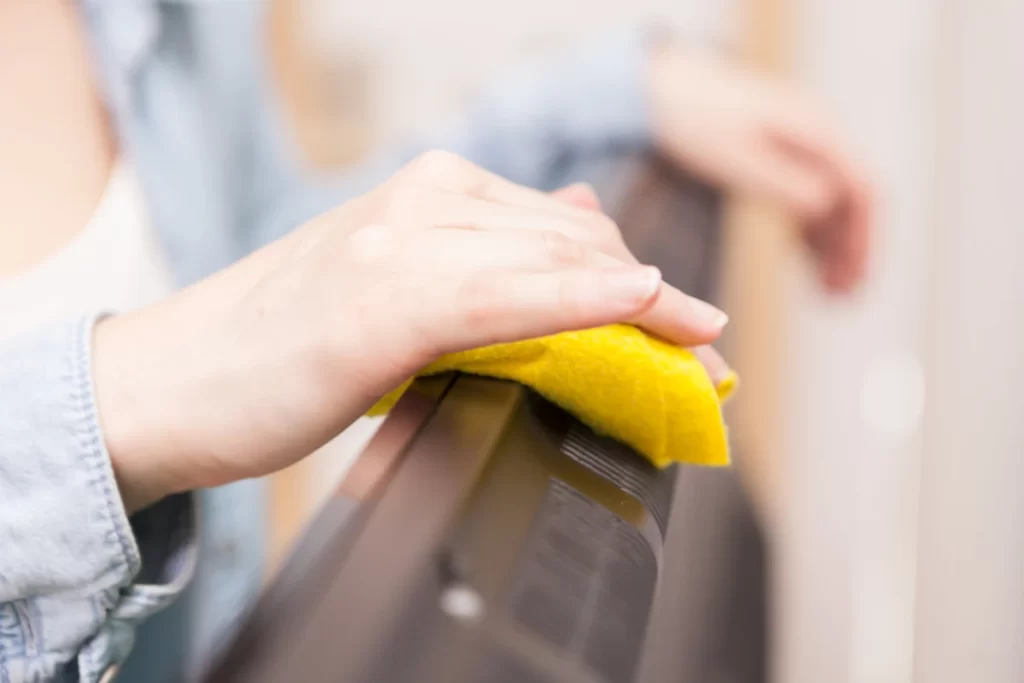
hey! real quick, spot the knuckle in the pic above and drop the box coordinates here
[378,182,430,223]
[407,150,470,186]
[553,273,584,317]
[456,274,504,330]
[539,230,585,267]
[594,214,623,241]
[590,219,631,259]
[345,223,397,266]
[402,286,443,363]
[599,235,629,261]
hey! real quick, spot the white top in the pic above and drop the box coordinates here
[0,162,176,342]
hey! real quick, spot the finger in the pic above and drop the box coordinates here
[551,182,602,211]
[834,176,873,289]
[401,226,597,272]
[403,151,622,242]
[427,192,636,263]
[806,191,872,293]
[845,192,872,285]
[404,227,727,346]
[769,112,875,289]
[419,266,664,355]
[770,101,874,214]
[633,282,728,346]
[394,156,726,343]
[692,344,732,386]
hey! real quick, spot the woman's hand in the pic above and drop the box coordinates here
[94,151,728,511]
[552,182,734,390]
[647,44,874,293]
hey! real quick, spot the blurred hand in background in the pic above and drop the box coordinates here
[647,44,874,293]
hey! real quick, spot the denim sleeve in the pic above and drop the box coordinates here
[0,315,196,683]
[240,27,655,253]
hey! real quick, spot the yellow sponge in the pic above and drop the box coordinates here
[368,324,733,468]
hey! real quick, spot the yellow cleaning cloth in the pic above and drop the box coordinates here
[369,324,734,468]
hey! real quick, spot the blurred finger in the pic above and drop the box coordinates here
[770,112,875,290]
[551,182,602,211]
[692,344,732,386]
[837,177,873,288]
[806,192,871,293]
[771,100,873,214]
[734,136,838,221]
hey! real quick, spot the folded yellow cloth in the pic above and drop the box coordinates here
[368,324,734,468]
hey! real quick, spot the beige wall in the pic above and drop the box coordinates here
[776,1,1023,682]
[774,0,939,680]
[913,0,1024,680]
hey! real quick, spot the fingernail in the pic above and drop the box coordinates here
[608,266,662,307]
[716,371,740,403]
[687,296,729,328]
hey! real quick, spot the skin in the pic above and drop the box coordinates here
[0,7,874,513]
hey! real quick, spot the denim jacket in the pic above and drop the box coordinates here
[0,1,653,681]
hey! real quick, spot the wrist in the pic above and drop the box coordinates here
[92,286,254,509]
[93,312,182,512]
[91,255,382,509]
